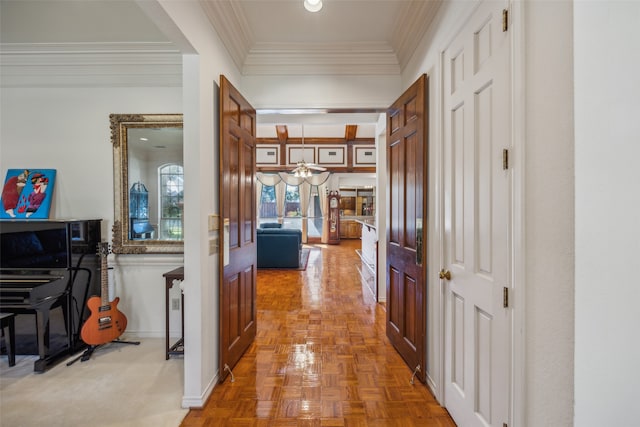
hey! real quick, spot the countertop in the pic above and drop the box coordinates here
[354,218,376,229]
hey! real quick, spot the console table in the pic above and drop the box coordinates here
[162,267,184,360]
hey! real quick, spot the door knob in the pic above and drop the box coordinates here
[439,269,451,280]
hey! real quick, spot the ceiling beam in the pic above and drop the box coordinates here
[276,125,289,143]
[345,125,358,141]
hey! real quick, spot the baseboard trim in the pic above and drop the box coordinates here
[181,373,218,409]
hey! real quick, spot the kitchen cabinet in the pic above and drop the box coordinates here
[339,219,363,239]
[339,187,375,216]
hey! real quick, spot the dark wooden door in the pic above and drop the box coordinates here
[219,75,257,382]
[386,74,428,382]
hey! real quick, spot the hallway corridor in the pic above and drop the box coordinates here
[181,240,455,426]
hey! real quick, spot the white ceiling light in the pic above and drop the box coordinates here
[304,0,323,13]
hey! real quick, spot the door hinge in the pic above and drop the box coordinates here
[503,287,509,308]
[502,9,509,32]
[502,148,509,170]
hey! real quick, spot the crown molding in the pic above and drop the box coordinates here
[197,0,438,76]
[0,0,442,84]
[392,0,442,69]
[199,0,254,71]
[242,42,400,75]
[0,42,181,55]
[0,42,182,87]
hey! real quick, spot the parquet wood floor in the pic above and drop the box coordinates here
[181,240,456,427]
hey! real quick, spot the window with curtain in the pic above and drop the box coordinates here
[255,172,331,242]
[307,185,323,238]
[284,184,302,230]
[159,164,183,240]
[259,185,277,224]
[285,184,301,217]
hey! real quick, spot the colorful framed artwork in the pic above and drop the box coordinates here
[1,169,57,219]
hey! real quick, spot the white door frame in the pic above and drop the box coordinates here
[509,1,527,425]
[433,1,526,426]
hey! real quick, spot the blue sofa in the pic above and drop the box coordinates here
[256,227,302,268]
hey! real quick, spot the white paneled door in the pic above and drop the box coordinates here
[442,1,512,426]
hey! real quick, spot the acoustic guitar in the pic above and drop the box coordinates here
[80,242,127,346]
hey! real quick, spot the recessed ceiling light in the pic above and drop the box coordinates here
[140,137,148,141]
[304,0,322,13]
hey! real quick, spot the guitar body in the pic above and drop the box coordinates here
[80,242,128,346]
[81,296,128,346]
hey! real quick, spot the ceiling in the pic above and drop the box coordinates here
[0,0,441,74]
[200,0,441,75]
[0,0,442,138]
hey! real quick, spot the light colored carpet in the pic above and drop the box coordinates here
[0,338,187,427]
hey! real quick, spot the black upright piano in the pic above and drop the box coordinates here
[0,219,101,372]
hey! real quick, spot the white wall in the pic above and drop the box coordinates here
[0,87,180,223]
[242,75,401,110]
[333,173,376,189]
[524,2,575,425]
[574,2,640,425]
[0,86,184,338]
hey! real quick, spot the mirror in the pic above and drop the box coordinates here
[110,114,183,254]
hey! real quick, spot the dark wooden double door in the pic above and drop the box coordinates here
[386,75,428,382]
[218,75,429,384]
[219,75,258,381]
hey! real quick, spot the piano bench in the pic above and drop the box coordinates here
[0,313,16,367]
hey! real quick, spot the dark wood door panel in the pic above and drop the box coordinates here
[223,272,241,349]
[223,130,241,250]
[219,75,257,382]
[243,141,255,244]
[387,265,422,371]
[388,140,403,245]
[386,74,428,383]
[223,265,256,366]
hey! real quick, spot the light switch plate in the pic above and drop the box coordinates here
[208,214,220,231]
[209,237,218,255]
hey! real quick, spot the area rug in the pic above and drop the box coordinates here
[259,248,310,271]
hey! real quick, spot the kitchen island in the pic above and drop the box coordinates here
[354,218,377,300]
[339,215,374,239]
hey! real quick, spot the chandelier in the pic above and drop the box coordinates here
[293,162,313,178]
[290,124,326,177]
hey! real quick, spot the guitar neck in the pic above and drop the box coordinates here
[100,248,109,306]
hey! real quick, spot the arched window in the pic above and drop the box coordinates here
[159,164,183,240]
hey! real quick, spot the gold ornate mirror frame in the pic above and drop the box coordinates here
[110,113,184,254]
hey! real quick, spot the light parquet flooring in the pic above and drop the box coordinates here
[181,240,456,427]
